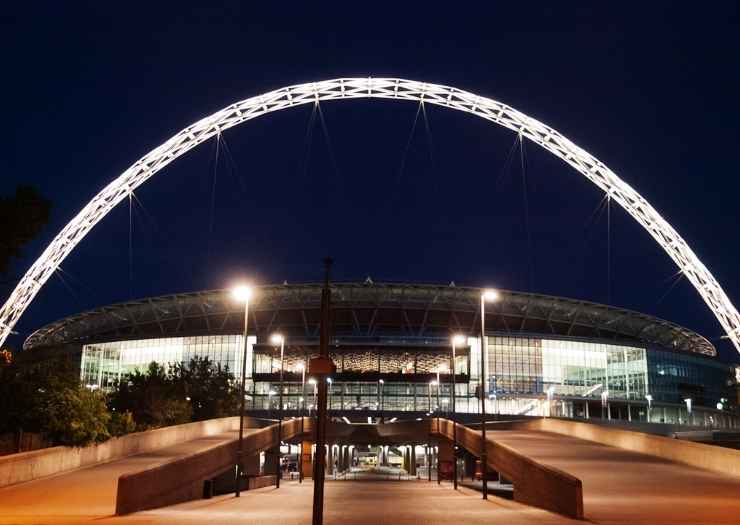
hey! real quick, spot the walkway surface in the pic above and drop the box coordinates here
[489,429,740,525]
[1,428,739,524]
[89,480,577,525]
[0,429,240,525]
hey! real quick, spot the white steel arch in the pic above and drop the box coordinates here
[2,78,739,354]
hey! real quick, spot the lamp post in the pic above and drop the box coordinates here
[232,284,252,498]
[271,333,285,488]
[378,379,384,422]
[436,369,441,414]
[479,288,498,500]
[298,361,306,483]
[428,380,435,413]
[645,394,653,423]
[546,386,555,417]
[309,378,317,416]
[684,398,692,426]
[601,390,610,420]
[327,377,333,414]
[451,334,465,490]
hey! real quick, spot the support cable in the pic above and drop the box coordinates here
[301,103,319,180]
[128,192,133,299]
[495,135,520,191]
[607,194,612,305]
[656,271,685,306]
[519,134,534,291]
[208,133,221,237]
[316,102,343,197]
[219,134,248,199]
[396,101,423,190]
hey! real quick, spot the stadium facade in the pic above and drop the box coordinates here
[23,283,739,429]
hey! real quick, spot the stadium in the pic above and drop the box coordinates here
[22,282,739,429]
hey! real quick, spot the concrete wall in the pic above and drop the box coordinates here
[115,417,313,515]
[432,418,583,519]
[515,418,740,477]
[0,417,241,489]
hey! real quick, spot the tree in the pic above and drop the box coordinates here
[0,356,115,446]
[0,185,52,275]
[108,362,192,430]
[170,356,239,421]
[40,386,110,446]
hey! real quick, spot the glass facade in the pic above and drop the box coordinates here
[80,333,737,429]
[81,335,255,389]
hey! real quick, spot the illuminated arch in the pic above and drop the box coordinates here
[2,78,738,354]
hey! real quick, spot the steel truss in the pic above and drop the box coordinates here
[2,78,738,354]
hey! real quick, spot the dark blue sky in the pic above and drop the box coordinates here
[2,3,739,362]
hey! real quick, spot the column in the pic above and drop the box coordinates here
[301,441,313,479]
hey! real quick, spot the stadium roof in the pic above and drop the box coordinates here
[23,282,715,356]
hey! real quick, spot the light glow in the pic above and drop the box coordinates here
[231,285,253,302]
[270,333,284,345]
[452,334,466,346]
[3,77,738,357]
[483,289,499,302]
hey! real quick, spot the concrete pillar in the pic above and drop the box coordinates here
[301,441,313,479]
[410,445,417,476]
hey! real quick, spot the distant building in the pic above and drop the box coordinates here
[22,282,738,428]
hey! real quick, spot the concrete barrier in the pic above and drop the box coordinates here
[514,418,740,477]
[432,418,583,519]
[115,417,313,515]
[0,416,241,489]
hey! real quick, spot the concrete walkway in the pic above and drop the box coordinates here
[1,428,739,524]
[489,429,740,525]
[0,430,240,525]
[93,480,578,525]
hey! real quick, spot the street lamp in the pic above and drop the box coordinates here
[601,390,610,420]
[436,368,442,414]
[378,379,385,422]
[297,361,306,483]
[645,394,653,422]
[479,288,498,500]
[231,283,252,498]
[428,380,435,413]
[270,333,285,488]
[309,378,317,416]
[684,398,692,426]
[451,333,465,490]
[546,386,555,417]
[327,377,333,414]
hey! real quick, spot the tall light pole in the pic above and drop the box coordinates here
[451,334,465,490]
[428,380,434,413]
[271,333,285,488]
[232,284,252,498]
[327,377,333,414]
[546,386,555,417]
[645,394,653,423]
[378,378,384,422]
[308,378,317,416]
[436,369,441,414]
[479,288,498,500]
[298,361,306,483]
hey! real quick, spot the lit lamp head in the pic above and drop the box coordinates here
[231,284,253,302]
[452,334,466,346]
[296,362,304,372]
[379,379,384,384]
[483,289,499,302]
[270,333,284,345]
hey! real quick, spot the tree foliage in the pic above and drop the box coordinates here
[108,357,238,431]
[0,356,114,446]
[0,184,52,274]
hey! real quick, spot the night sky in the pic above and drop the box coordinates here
[2,3,739,363]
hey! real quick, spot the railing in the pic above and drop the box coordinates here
[431,418,583,519]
